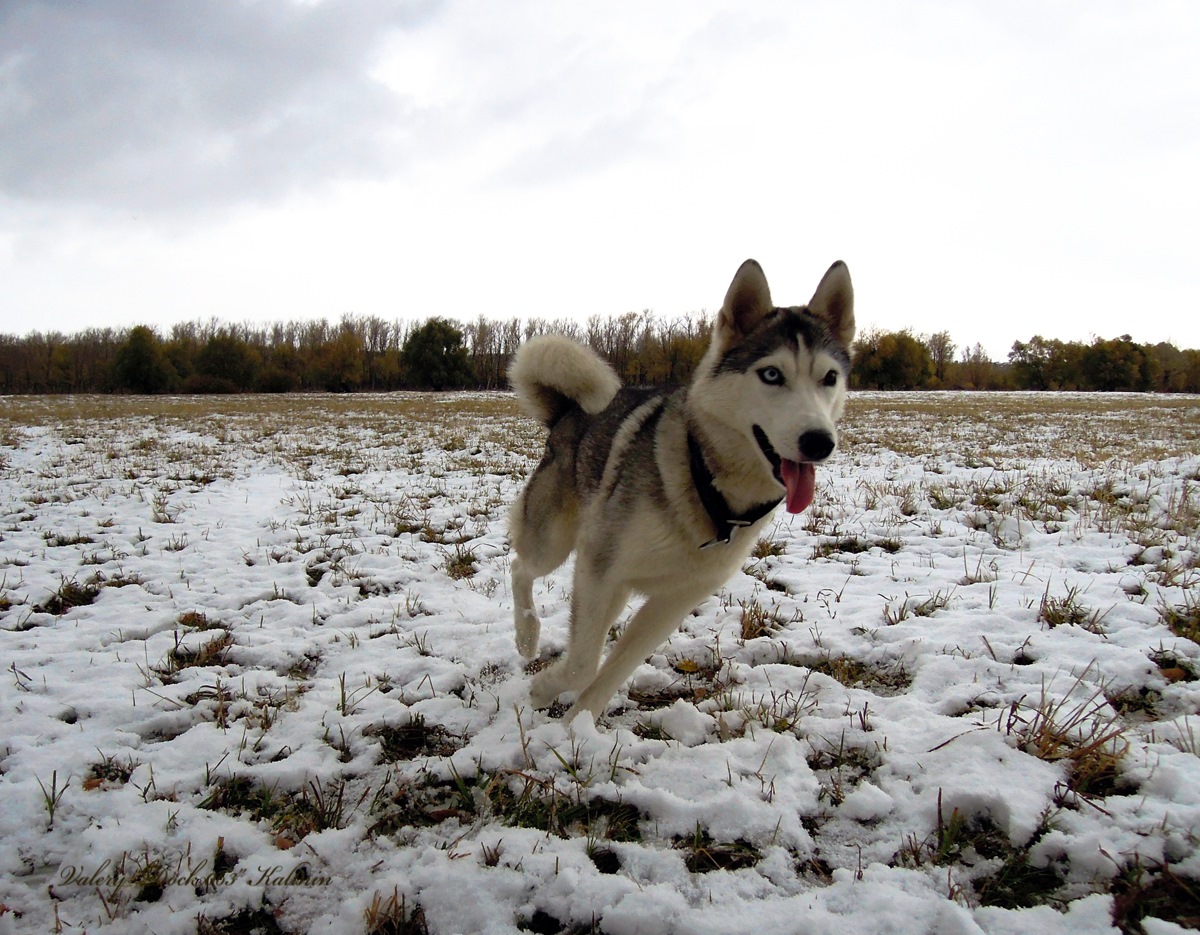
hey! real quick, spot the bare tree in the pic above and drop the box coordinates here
[923,330,957,384]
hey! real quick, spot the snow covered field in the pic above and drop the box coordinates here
[1,391,1198,935]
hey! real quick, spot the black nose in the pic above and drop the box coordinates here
[799,430,835,462]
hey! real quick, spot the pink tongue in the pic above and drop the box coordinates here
[780,460,815,513]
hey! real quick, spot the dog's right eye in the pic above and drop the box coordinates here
[757,366,785,386]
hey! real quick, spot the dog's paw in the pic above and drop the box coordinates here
[568,687,607,721]
[514,609,540,659]
[529,667,563,708]
[563,702,597,727]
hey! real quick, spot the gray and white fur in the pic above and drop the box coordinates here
[509,259,855,720]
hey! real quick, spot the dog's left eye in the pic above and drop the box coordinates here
[758,367,785,386]
[822,370,839,387]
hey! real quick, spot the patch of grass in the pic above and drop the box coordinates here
[36,769,70,827]
[881,597,911,626]
[751,536,786,559]
[812,535,902,559]
[895,794,1063,908]
[960,551,999,585]
[997,671,1131,802]
[581,799,642,844]
[964,510,993,532]
[42,530,95,547]
[807,732,880,807]
[809,653,912,695]
[1037,584,1108,634]
[150,491,181,524]
[100,569,145,589]
[909,588,954,618]
[177,610,222,630]
[809,653,871,686]
[460,766,645,844]
[970,484,1008,511]
[443,542,478,580]
[159,629,234,678]
[928,484,963,510]
[84,752,139,790]
[1105,685,1160,719]
[1146,558,1198,589]
[35,574,103,615]
[715,682,820,738]
[199,776,284,823]
[200,776,349,844]
[737,596,788,640]
[1159,592,1200,644]
[484,770,592,835]
[273,779,350,843]
[364,889,429,935]
[743,562,788,592]
[897,796,994,869]
[675,826,762,873]
[367,714,463,761]
[972,809,1064,909]
[1111,858,1200,934]
[367,775,475,835]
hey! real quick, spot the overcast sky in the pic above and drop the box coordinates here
[1,0,1197,358]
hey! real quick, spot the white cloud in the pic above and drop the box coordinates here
[0,0,433,213]
[0,0,1197,358]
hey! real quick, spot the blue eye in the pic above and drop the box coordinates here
[822,369,839,387]
[758,366,784,386]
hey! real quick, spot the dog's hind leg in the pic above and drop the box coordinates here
[509,485,579,659]
[530,562,631,708]
[511,553,542,659]
[567,588,709,719]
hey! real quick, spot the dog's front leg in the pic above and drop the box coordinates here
[530,565,630,708]
[567,590,706,720]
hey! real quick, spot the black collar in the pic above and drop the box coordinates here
[687,431,782,549]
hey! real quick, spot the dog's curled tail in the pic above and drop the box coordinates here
[509,334,620,427]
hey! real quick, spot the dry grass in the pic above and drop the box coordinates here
[364,888,429,935]
[841,392,1200,465]
[5,392,1199,471]
[1037,585,1109,634]
[1160,592,1200,643]
[675,827,762,873]
[737,596,796,640]
[996,668,1131,801]
[158,629,234,678]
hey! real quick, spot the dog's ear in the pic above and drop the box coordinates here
[808,261,855,349]
[718,259,774,344]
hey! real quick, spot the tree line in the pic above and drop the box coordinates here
[0,312,712,395]
[853,330,1200,392]
[1,313,1198,394]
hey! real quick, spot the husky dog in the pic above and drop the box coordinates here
[508,259,854,719]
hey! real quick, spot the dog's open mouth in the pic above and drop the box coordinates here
[753,425,815,514]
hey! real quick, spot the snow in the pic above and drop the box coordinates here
[1,391,1198,934]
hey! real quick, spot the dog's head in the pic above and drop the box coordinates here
[696,259,855,513]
